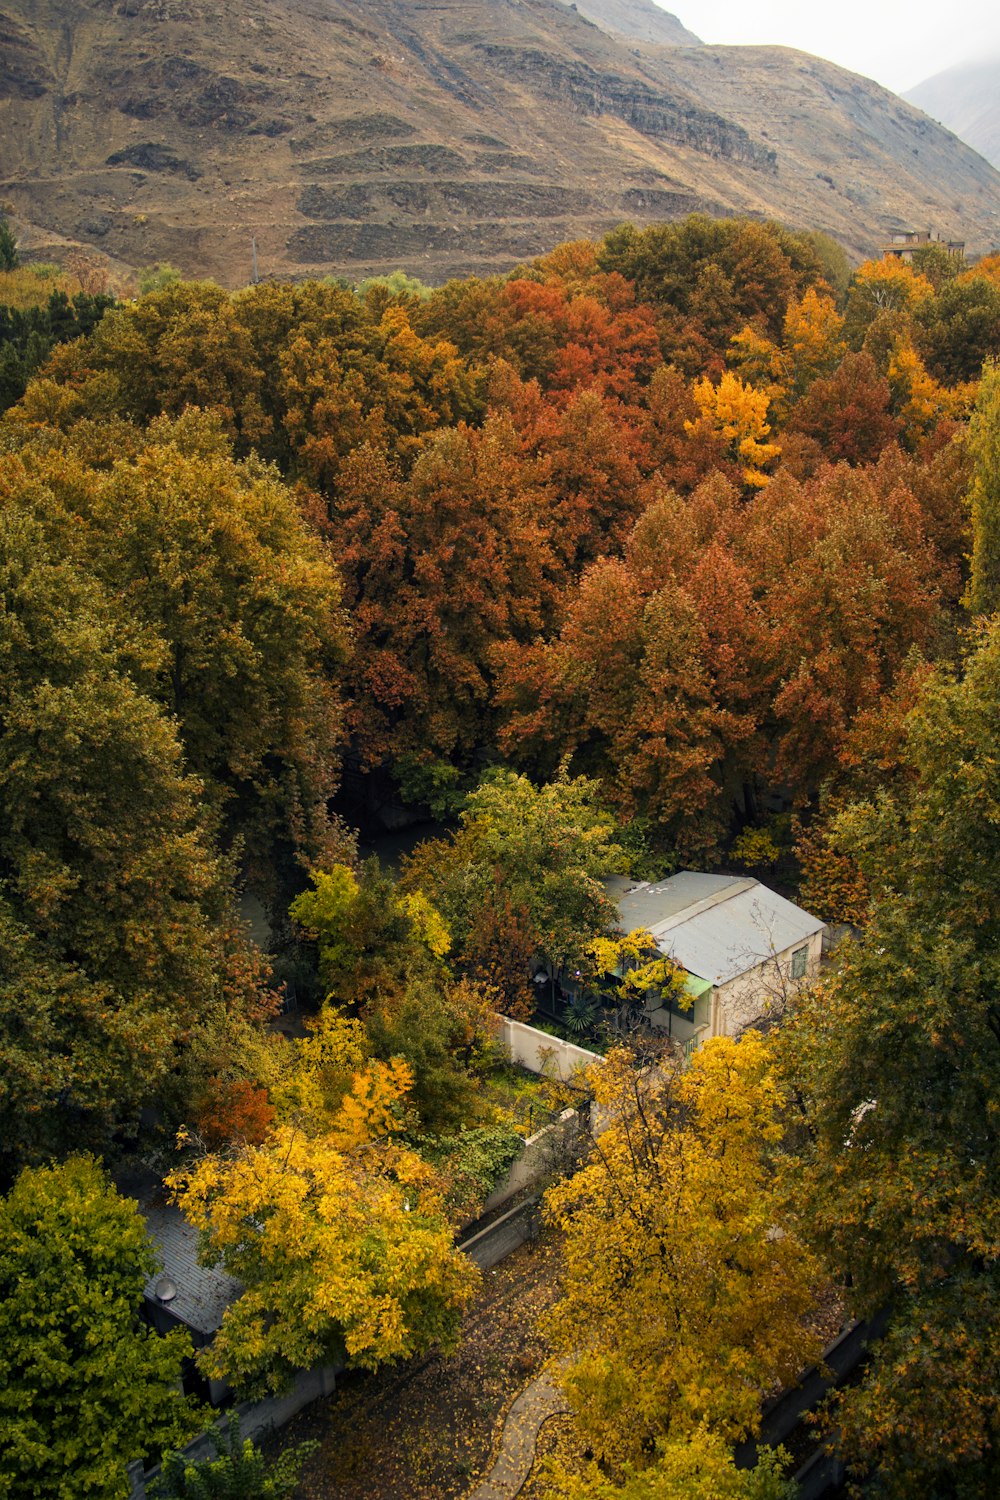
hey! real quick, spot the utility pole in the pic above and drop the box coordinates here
[251,236,259,285]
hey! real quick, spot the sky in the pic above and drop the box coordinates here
[665,1,1000,94]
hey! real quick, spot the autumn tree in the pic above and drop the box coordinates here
[782,621,1000,1494]
[729,286,846,419]
[640,364,735,492]
[598,216,825,358]
[546,1432,794,1500]
[0,1157,201,1500]
[289,861,450,1006]
[331,416,557,772]
[544,1037,823,1472]
[289,864,504,1132]
[843,256,934,348]
[461,886,540,1020]
[736,464,944,796]
[786,351,901,464]
[170,1037,478,1398]
[886,337,973,449]
[495,483,771,857]
[76,279,271,447]
[965,360,1000,618]
[687,370,780,489]
[279,302,479,489]
[0,497,268,1175]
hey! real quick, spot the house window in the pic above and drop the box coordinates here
[791,946,808,980]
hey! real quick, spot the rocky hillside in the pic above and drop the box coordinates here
[906,59,1000,172]
[2,0,1000,286]
[559,0,701,48]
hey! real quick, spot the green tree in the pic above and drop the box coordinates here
[138,262,183,295]
[3,412,349,890]
[153,1416,317,1499]
[402,768,626,978]
[0,216,17,272]
[919,273,1000,384]
[0,1157,201,1500]
[782,620,1000,1495]
[965,359,1000,618]
[0,497,265,1174]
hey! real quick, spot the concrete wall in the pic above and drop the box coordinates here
[500,1017,602,1081]
[458,1197,543,1270]
[482,1107,582,1215]
[127,1363,342,1497]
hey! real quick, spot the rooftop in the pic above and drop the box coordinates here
[142,1200,241,1337]
[613,871,824,987]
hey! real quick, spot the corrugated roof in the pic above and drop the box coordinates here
[142,1201,241,1336]
[614,873,824,987]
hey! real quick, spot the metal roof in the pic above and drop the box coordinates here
[142,1201,241,1337]
[614,872,824,987]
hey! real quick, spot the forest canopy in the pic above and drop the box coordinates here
[2,214,999,1497]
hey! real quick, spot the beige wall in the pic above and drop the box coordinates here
[500,1016,603,1081]
[482,1107,582,1214]
[643,929,824,1052]
[714,929,824,1037]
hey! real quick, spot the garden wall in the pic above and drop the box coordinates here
[499,1017,602,1081]
[482,1107,582,1215]
[126,1364,342,1496]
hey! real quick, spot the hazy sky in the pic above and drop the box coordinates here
[668,2,1000,94]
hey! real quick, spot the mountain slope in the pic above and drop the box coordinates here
[651,45,1000,257]
[557,0,701,48]
[906,59,1000,172]
[2,0,999,286]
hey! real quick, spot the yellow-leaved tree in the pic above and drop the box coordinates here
[169,1009,479,1398]
[687,372,780,489]
[887,339,974,447]
[543,1035,823,1481]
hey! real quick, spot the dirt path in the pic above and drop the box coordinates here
[275,1235,562,1500]
[464,1363,570,1500]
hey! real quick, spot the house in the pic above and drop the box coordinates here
[880,228,965,264]
[613,872,825,1056]
[141,1198,241,1406]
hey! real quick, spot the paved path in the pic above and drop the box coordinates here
[465,1363,571,1500]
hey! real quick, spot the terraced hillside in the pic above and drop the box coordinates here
[2,0,999,285]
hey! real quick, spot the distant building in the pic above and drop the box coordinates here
[881,228,965,264]
[613,872,825,1057]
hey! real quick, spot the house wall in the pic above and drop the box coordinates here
[713,929,824,1036]
[642,929,823,1050]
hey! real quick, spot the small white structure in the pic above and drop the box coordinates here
[613,872,825,1055]
[499,1016,601,1082]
